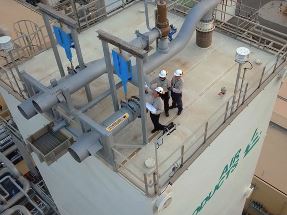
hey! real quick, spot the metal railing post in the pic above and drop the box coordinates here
[242,83,249,104]
[204,121,208,143]
[153,172,159,195]
[180,145,184,166]
[144,173,149,196]
[273,54,280,72]
[224,100,230,122]
[101,40,119,111]
[258,66,266,88]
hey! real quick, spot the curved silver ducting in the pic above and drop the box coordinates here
[143,0,221,73]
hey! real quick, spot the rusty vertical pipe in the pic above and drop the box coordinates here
[156,0,170,38]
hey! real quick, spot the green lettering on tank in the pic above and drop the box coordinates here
[191,129,261,215]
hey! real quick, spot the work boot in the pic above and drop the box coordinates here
[151,128,158,133]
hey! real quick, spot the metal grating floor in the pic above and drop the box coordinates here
[31,132,67,156]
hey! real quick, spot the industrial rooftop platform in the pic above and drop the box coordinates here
[1,1,286,196]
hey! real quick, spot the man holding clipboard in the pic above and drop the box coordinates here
[146,87,166,133]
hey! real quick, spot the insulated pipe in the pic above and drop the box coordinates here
[1,205,32,215]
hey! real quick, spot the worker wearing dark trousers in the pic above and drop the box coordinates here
[170,69,184,115]
[150,70,171,117]
[149,87,165,133]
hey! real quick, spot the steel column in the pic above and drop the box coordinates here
[101,41,119,111]
[42,14,65,77]
[136,57,148,145]
[231,63,242,112]
[70,29,92,102]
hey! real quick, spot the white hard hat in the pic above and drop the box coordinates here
[174,69,183,77]
[159,70,167,78]
[155,87,164,94]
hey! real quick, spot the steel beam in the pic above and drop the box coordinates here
[136,58,148,145]
[101,41,119,111]
[42,14,65,77]
[38,3,78,28]
[70,29,92,102]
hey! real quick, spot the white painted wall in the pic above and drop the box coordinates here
[0,73,282,215]
[159,77,282,215]
[0,87,154,215]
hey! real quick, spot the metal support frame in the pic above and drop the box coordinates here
[40,3,93,101]
[70,0,81,29]
[97,30,148,145]
[42,14,65,77]
[2,119,40,178]
[101,40,119,111]
[136,57,148,145]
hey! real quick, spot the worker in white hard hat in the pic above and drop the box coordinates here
[149,87,166,133]
[170,69,184,115]
[150,69,171,117]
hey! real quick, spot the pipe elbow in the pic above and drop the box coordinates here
[68,133,101,162]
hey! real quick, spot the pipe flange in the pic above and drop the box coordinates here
[135,31,149,50]
[153,27,162,38]
[196,20,215,33]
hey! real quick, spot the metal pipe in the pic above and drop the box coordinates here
[31,59,106,113]
[21,0,221,126]
[144,0,152,30]
[0,152,20,177]
[142,0,221,73]
[68,132,101,162]
[30,27,159,114]
[0,169,30,212]
[2,205,32,215]
[68,99,141,162]
[17,95,40,119]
